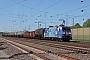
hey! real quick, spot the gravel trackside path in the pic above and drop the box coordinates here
[0,49,10,60]
[0,39,35,60]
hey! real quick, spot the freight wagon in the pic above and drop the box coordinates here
[35,28,45,39]
[24,31,35,38]
[16,31,25,38]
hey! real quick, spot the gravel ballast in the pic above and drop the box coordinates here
[1,37,90,60]
[0,39,35,60]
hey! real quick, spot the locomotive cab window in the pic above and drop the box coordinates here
[62,27,71,31]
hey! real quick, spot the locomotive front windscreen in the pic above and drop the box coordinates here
[62,27,71,31]
[62,27,72,36]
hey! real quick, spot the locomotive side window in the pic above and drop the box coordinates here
[59,28,60,31]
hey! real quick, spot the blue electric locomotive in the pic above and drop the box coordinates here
[44,26,72,41]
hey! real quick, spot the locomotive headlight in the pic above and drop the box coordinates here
[55,31,57,34]
[44,33,45,35]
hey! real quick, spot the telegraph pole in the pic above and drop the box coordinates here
[35,22,41,29]
[66,15,68,26]
[29,25,30,31]
[72,18,74,26]
[81,0,84,40]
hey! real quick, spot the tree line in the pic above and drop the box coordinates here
[71,19,90,29]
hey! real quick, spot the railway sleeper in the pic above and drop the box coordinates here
[76,50,88,54]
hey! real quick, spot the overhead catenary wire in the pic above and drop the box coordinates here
[0,0,90,32]
[10,0,61,19]
[53,4,90,17]
[0,0,26,9]
[10,0,43,21]
[0,0,90,21]
[16,0,90,20]
[33,0,63,16]
[24,0,44,16]
[0,0,29,23]
[1,0,89,20]
[12,0,64,17]
[0,0,12,7]
[0,0,27,18]
[11,0,41,12]
[33,0,44,8]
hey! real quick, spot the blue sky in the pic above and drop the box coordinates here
[0,0,90,32]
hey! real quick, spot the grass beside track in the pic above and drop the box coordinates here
[71,39,90,42]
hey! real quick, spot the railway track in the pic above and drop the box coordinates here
[31,40,90,54]
[0,37,79,60]
[1,37,90,60]
[6,37,90,54]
